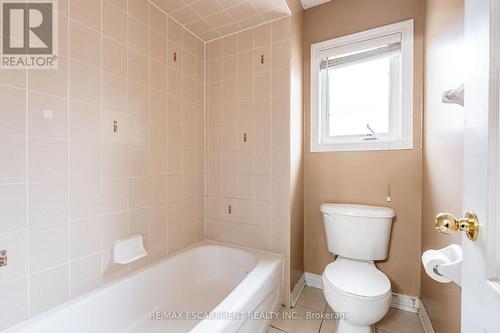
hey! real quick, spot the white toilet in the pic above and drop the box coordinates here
[320,204,395,333]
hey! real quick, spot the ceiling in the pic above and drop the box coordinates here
[299,0,330,9]
[151,0,291,42]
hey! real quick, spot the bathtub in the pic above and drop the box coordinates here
[4,241,283,333]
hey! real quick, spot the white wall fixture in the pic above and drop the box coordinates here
[421,244,462,286]
[113,235,147,264]
[442,83,464,106]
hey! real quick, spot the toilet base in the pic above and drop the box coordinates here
[334,319,375,333]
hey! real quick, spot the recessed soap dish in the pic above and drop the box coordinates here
[113,235,147,264]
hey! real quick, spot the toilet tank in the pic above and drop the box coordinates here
[320,204,395,261]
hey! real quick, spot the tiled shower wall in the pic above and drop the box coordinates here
[204,18,292,299]
[0,0,204,330]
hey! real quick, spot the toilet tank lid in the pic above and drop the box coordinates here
[320,204,395,218]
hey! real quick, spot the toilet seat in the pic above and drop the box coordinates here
[323,258,391,300]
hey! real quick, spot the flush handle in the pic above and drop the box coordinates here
[0,250,7,267]
[435,211,479,241]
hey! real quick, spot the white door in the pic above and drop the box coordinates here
[462,0,500,331]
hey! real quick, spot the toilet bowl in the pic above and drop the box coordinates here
[320,203,395,333]
[322,258,392,333]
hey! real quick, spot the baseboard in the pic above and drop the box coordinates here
[418,301,435,333]
[391,293,420,313]
[304,272,421,315]
[304,272,323,289]
[291,273,306,307]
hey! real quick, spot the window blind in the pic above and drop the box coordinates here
[319,42,401,70]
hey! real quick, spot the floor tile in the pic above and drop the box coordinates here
[375,308,424,333]
[296,286,327,312]
[270,288,424,333]
[271,305,323,333]
[319,306,335,333]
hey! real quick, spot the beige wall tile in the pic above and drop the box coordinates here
[69,20,101,68]
[70,217,102,260]
[70,142,100,179]
[28,92,68,139]
[102,73,127,112]
[102,248,127,283]
[70,0,101,31]
[0,231,28,283]
[29,224,69,273]
[129,177,149,209]
[28,181,68,227]
[207,38,223,60]
[69,101,100,143]
[28,138,67,182]
[183,51,196,79]
[103,178,128,214]
[70,178,101,220]
[1,7,206,330]
[28,57,68,98]
[150,4,167,35]
[0,184,26,233]
[69,60,100,104]
[70,253,102,298]
[272,17,290,42]
[102,212,128,250]
[30,264,69,316]
[150,62,167,92]
[0,135,26,183]
[168,17,183,46]
[127,80,149,115]
[183,30,197,54]
[128,17,149,54]
[150,31,167,64]
[103,0,127,43]
[0,85,26,136]
[0,278,28,331]
[130,207,150,236]
[167,41,182,71]
[128,0,149,25]
[128,50,149,85]
[103,37,127,77]
[254,23,272,47]
[0,68,26,89]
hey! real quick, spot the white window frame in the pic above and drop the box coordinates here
[310,19,414,152]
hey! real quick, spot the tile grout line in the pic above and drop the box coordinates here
[25,45,30,321]
[67,0,72,301]
[99,0,105,286]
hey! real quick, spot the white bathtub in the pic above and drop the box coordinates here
[4,241,283,333]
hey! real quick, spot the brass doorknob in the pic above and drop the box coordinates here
[435,211,479,241]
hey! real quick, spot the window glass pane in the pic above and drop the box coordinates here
[327,55,391,137]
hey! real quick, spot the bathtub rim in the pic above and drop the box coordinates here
[2,240,283,333]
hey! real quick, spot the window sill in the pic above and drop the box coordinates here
[310,140,413,152]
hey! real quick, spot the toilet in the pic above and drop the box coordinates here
[320,204,395,333]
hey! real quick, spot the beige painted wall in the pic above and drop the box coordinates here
[303,0,424,296]
[421,0,464,332]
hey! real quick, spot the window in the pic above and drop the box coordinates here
[310,20,414,152]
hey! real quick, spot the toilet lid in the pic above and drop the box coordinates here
[323,259,391,298]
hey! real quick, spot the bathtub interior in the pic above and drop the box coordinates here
[4,243,277,333]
